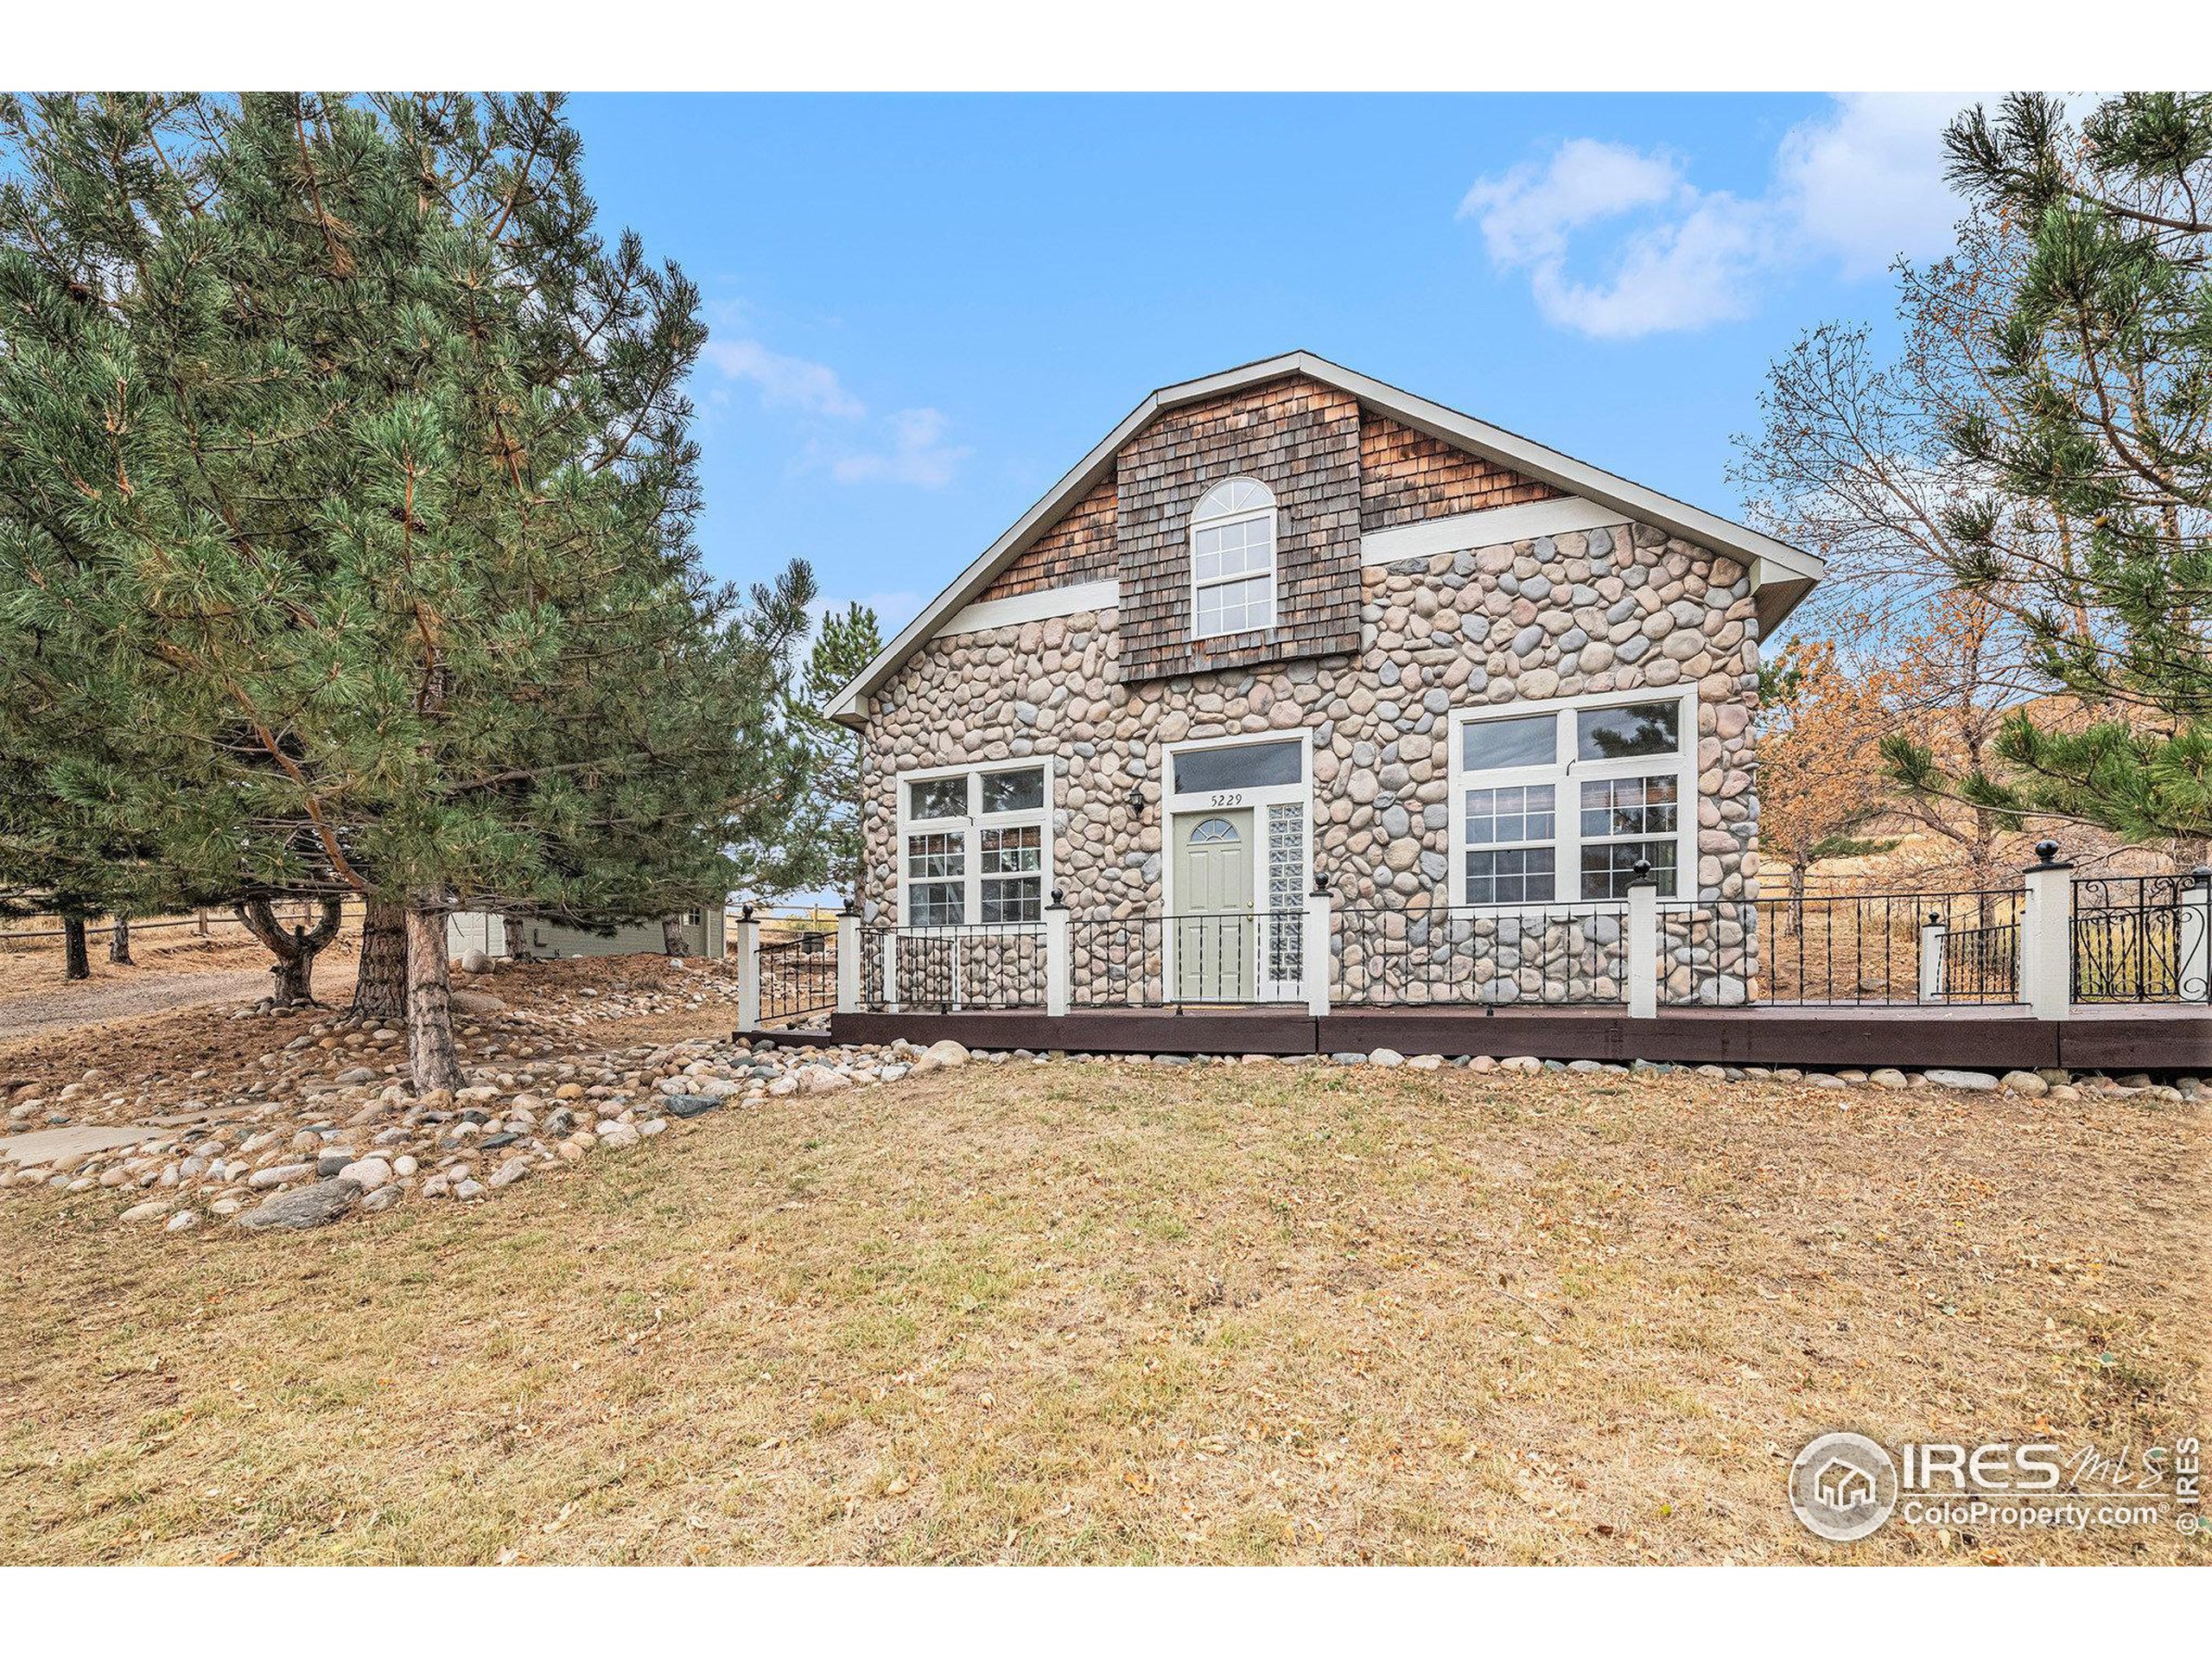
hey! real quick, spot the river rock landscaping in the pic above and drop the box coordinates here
[3,985,2200,1236]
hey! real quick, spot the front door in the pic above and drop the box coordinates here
[1173,809,1254,1001]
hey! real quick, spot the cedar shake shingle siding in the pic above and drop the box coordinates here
[977,477,1118,601]
[1358,411,1558,531]
[1115,376,1364,684]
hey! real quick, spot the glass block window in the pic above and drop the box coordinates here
[1266,802,1306,985]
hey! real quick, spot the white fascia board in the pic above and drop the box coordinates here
[1359,497,1627,566]
[823,397,1162,727]
[1293,354,1825,584]
[942,579,1120,636]
[825,349,1824,725]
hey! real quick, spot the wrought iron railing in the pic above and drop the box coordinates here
[757,925,838,1027]
[1682,887,2027,1007]
[1335,903,1630,1006]
[1654,901,1758,1006]
[855,924,1046,1012]
[2071,874,2210,1003]
[1067,910,1305,1007]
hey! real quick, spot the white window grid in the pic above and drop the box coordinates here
[1449,691,1697,909]
[897,764,1052,930]
[1190,476,1278,640]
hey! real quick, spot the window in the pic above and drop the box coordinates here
[1171,738,1303,796]
[1464,784,1558,903]
[980,825,1043,923]
[1578,774,1679,899]
[1452,696,1693,905]
[898,766,1050,927]
[1464,714,1554,772]
[1190,477,1277,639]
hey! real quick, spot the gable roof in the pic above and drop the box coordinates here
[825,351,1824,726]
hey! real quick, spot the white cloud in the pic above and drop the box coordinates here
[1775,92,1971,278]
[1459,94,1974,339]
[702,338,867,420]
[1459,138,1687,269]
[830,408,971,490]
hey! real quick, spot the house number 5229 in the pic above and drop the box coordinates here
[1207,791,1245,808]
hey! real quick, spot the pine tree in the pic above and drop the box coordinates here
[786,603,882,899]
[0,92,817,1088]
[1884,94,2212,858]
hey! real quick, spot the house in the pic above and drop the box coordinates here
[824,353,1821,1013]
[444,908,726,963]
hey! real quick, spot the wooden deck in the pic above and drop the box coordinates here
[826,1001,2212,1071]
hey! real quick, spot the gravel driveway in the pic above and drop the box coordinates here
[0,968,276,1042]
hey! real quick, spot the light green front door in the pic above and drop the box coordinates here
[1174,809,1254,1001]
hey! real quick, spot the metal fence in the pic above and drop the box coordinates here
[824,870,2212,1019]
[855,924,1047,1012]
[1066,911,1305,1007]
[1669,887,2029,1007]
[757,927,838,1027]
[2071,874,2210,1003]
[1335,903,1630,1006]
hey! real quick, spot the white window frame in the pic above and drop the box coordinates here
[1161,730,1313,1001]
[1188,476,1279,641]
[894,760,1054,931]
[1446,688,1699,911]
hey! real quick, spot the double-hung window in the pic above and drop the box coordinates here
[899,765,1050,927]
[1190,477,1277,639]
[1452,695,1693,905]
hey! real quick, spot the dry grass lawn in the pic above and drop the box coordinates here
[2,1059,2205,1564]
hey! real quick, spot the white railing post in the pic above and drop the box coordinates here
[1917,911,1948,1003]
[836,901,861,1014]
[2185,868,2212,1003]
[2021,842,2075,1021]
[735,905,761,1031]
[1045,890,1071,1017]
[1625,868,1657,1020]
[1304,880,1332,1018]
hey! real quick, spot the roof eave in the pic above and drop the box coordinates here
[822,351,1824,720]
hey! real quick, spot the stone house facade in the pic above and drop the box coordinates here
[826,354,1823,1007]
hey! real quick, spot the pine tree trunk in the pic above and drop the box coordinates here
[234,896,343,1009]
[272,945,314,1007]
[663,915,686,956]
[406,899,464,1095]
[351,898,409,1022]
[108,916,132,964]
[61,914,90,981]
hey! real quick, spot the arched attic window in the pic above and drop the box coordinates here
[1190,476,1277,639]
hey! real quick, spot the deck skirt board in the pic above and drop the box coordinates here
[826,1005,2212,1071]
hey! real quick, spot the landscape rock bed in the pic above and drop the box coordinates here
[5,988,2200,1236]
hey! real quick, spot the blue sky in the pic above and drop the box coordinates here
[569,92,1974,636]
